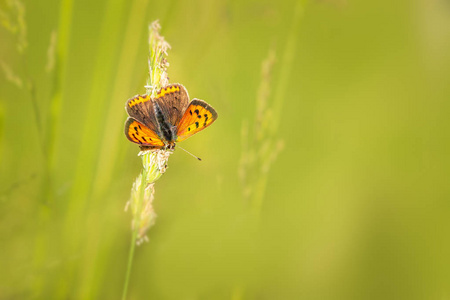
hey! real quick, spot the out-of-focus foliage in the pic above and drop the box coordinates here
[1,0,450,299]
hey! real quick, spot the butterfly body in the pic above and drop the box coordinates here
[153,100,177,146]
[125,84,218,150]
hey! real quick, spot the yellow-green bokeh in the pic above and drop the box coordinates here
[1,0,450,298]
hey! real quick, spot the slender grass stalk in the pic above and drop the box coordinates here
[121,20,172,300]
[77,1,146,297]
[238,49,285,218]
[121,167,146,300]
[1,2,57,297]
[238,0,307,218]
[271,0,306,134]
[235,2,307,297]
[122,231,136,300]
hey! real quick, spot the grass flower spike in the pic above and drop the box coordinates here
[123,19,218,299]
[146,20,170,96]
[126,20,172,245]
[122,20,172,300]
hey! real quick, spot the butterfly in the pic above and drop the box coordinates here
[124,84,218,150]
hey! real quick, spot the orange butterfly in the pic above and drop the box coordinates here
[124,84,218,150]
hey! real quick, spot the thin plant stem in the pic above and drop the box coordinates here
[122,231,137,300]
[252,0,307,216]
[121,20,171,299]
[271,0,306,134]
[122,167,147,300]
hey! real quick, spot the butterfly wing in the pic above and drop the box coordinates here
[124,117,165,148]
[152,84,190,126]
[176,99,218,142]
[125,84,190,130]
[126,94,159,132]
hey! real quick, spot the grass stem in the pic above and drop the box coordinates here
[121,20,171,299]
[122,231,137,300]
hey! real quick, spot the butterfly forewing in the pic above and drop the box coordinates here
[153,84,190,126]
[176,99,218,142]
[126,94,159,132]
[125,118,165,148]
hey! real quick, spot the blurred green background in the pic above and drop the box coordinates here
[2,0,450,299]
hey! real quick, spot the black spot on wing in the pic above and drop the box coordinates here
[132,133,142,144]
[190,99,218,120]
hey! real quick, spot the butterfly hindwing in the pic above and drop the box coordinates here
[176,99,218,142]
[124,117,165,148]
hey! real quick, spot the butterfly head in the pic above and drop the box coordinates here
[165,141,176,151]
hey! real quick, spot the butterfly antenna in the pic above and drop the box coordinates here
[178,146,202,161]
